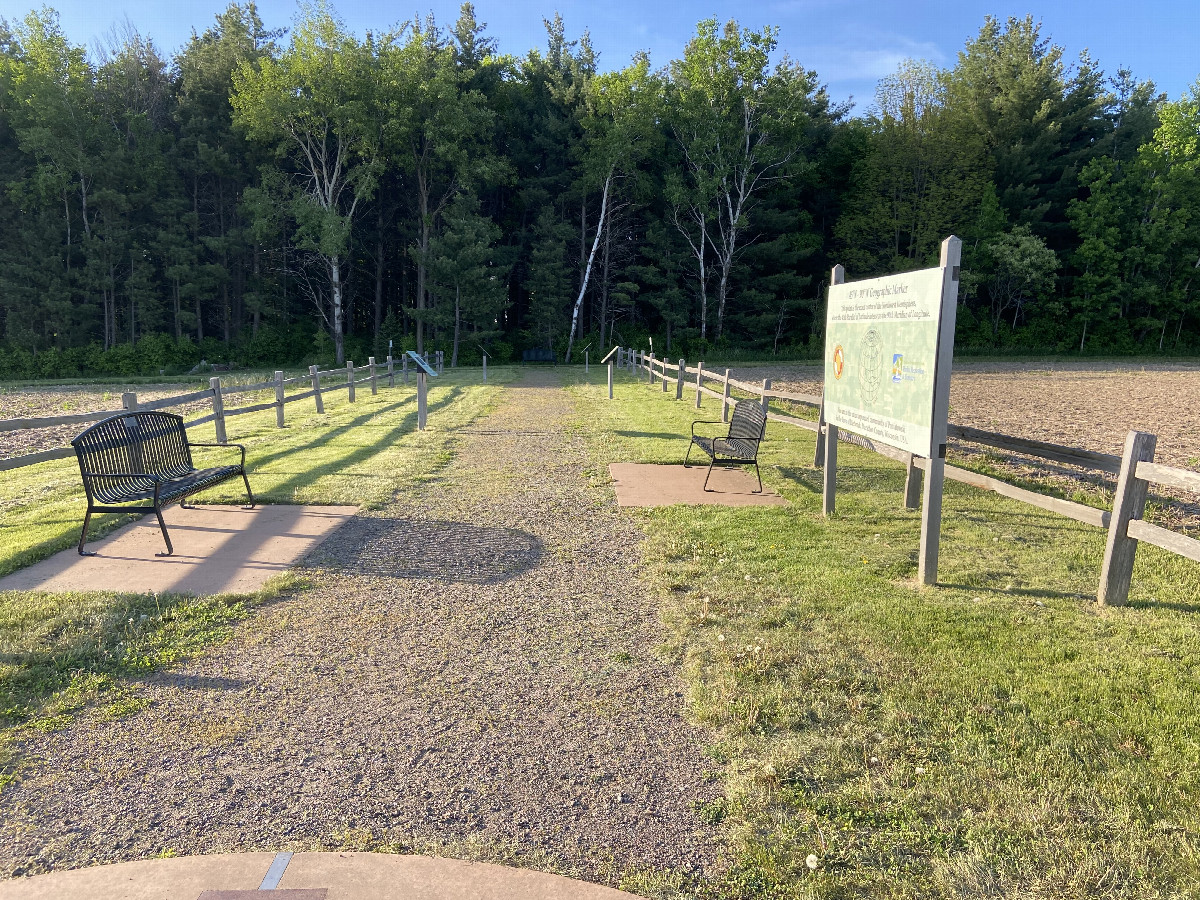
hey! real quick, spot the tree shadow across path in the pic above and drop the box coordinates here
[303,517,542,585]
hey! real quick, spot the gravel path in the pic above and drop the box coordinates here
[0,370,721,884]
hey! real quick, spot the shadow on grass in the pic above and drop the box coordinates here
[249,387,463,502]
[938,582,1092,601]
[303,516,542,585]
[616,430,687,440]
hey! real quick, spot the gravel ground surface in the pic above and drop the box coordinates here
[0,370,720,885]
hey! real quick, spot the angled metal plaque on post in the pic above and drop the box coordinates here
[407,351,438,376]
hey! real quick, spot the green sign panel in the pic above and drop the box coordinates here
[824,266,951,458]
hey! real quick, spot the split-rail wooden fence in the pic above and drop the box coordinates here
[609,346,1200,606]
[0,351,453,475]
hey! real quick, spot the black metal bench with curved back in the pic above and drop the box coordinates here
[684,398,768,492]
[521,348,556,365]
[72,411,254,557]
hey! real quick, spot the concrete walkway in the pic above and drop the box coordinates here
[0,505,357,595]
[0,852,641,899]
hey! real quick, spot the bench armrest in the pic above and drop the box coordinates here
[691,420,725,438]
[188,441,247,467]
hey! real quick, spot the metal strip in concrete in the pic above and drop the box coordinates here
[258,853,293,890]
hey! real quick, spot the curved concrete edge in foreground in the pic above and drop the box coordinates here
[0,852,646,900]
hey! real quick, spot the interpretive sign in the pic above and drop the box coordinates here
[407,350,438,377]
[823,265,957,459]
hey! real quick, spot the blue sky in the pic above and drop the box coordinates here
[4,0,1198,112]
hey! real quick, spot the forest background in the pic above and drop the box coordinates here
[0,1,1198,379]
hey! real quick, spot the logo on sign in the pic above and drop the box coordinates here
[892,353,904,383]
[832,345,845,379]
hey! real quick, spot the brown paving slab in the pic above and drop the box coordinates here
[279,853,641,900]
[0,505,357,596]
[609,463,787,507]
[0,854,643,900]
[0,853,275,899]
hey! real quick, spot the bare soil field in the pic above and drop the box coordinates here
[0,383,228,461]
[728,360,1200,466]
[731,360,1200,529]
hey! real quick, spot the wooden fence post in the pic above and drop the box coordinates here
[483,354,488,383]
[585,350,588,373]
[310,365,325,413]
[823,422,838,516]
[814,401,826,467]
[386,355,395,388]
[369,357,378,395]
[722,369,731,423]
[648,353,655,384]
[1098,430,1158,605]
[662,359,669,392]
[607,360,614,399]
[403,354,409,385]
[676,359,685,400]
[761,378,771,414]
[904,453,922,509]
[438,351,444,374]
[274,370,285,427]
[121,391,138,412]
[695,361,705,408]
[417,372,428,430]
[821,263,843,508]
[346,360,355,402]
[918,236,962,587]
[209,377,227,444]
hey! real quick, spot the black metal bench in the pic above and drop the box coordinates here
[72,411,254,557]
[684,399,768,492]
[521,348,556,365]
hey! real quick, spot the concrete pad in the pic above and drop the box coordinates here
[0,505,357,596]
[0,854,644,900]
[609,463,787,508]
[280,853,640,900]
[0,853,275,899]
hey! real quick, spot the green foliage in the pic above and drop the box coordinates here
[0,6,1197,362]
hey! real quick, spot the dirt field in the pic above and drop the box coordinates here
[0,383,227,461]
[729,360,1200,467]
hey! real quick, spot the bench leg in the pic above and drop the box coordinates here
[703,458,717,492]
[153,508,175,557]
[684,441,694,467]
[77,508,96,556]
[752,460,763,493]
[241,472,256,509]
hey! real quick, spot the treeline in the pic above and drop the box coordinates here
[0,3,1198,379]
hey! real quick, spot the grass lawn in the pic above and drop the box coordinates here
[572,370,1200,899]
[0,366,515,788]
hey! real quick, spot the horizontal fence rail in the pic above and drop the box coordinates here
[0,354,447,472]
[614,346,1200,602]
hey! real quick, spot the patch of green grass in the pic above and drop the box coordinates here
[0,367,518,577]
[572,373,1200,899]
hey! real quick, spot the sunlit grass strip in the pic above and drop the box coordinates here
[573,371,1200,899]
[0,367,517,578]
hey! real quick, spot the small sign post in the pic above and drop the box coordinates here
[407,351,439,431]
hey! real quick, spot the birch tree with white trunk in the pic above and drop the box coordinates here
[564,56,658,363]
[232,6,382,364]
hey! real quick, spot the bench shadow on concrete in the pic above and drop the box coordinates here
[301,517,543,585]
